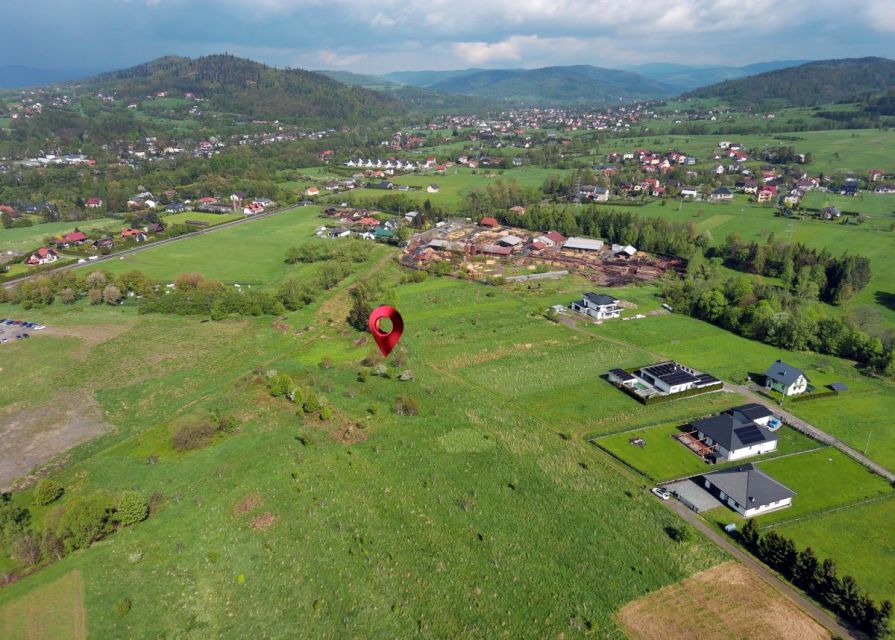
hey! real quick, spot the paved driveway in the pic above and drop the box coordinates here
[665,477,725,513]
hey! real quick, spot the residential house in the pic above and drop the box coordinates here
[305,187,320,197]
[702,464,795,518]
[765,359,809,396]
[480,216,499,228]
[427,184,440,193]
[571,292,621,320]
[690,404,778,462]
[25,247,59,265]
[710,187,733,201]
[86,197,103,209]
[56,231,87,248]
[818,206,842,220]
[874,184,895,194]
[166,202,187,213]
[327,227,351,238]
[636,361,719,395]
[756,188,775,204]
[121,228,148,242]
[91,236,114,251]
[680,187,699,198]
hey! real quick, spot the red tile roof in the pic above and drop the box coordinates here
[480,217,499,227]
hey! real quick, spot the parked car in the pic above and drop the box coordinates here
[651,487,672,500]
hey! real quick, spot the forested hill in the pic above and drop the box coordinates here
[79,54,407,126]
[427,65,675,105]
[682,57,895,107]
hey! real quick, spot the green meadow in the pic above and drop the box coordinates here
[94,206,351,283]
[604,128,895,175]
[2,198,894,635]
[160,211,241,226]
[0,218,119,254]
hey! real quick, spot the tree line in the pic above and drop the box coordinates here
[741,519,892,638]
[719,232,872,305]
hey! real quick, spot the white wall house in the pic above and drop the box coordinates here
[765,359,809,396]
[692,406,778,462]
[571,292,621,320]
[703,464,795,518]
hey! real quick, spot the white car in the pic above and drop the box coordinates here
[651,487,672,500]
[88,255,99,260]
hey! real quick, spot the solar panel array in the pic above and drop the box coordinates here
[734,425,765,446]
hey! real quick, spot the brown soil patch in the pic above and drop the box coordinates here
[331,422,368,445]
[0,392,114,491]
[44,321,135,357]
[250,512,279,531]
[232,493,263,515]
[617,562,830,640]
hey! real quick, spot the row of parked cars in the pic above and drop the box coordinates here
[0,318,46,344]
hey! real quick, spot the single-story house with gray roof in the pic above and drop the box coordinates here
[702,463,795,518]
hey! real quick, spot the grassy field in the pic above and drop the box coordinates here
[0,218,119,253]
[94,206,345,283]
[703,448,894,529]
[775,497,895,603]
[1,205,893,636]
[339,167,567,209]
[0,570,86,640]
[0,277,727,637]
[592,310,895,470]
[603,129,895,175]
[800,191,895,216]
[160,211,241,226]
[596,423,820,482]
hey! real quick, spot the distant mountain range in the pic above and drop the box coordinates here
[0,65,105,89]
[622,61,810,92]
[683,57,895,106]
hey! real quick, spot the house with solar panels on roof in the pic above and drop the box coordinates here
[607,361,722,403]
[690,404,778,462]
[702,463,795,518]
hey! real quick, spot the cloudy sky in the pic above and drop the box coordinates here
[6,0,895,73]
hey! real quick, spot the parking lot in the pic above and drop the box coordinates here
[0,318,46,345]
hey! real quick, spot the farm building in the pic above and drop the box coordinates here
[702,464,795,518]
[765,360,809,397]
[689,405,778,462]
[571,292,621,320]
[563,237,604,251]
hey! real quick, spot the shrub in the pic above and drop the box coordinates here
[117,492,149,526]
[55,495,115,552]
[394,395,420,416]
[34,478,64,506]
[302,392,321,414]
[13,533,41,567]
[115,598,132,617]
[319,406,333,421]
[170,416,218,451]
[664,525,692,543]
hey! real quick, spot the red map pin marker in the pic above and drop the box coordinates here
[368,305,404,358]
